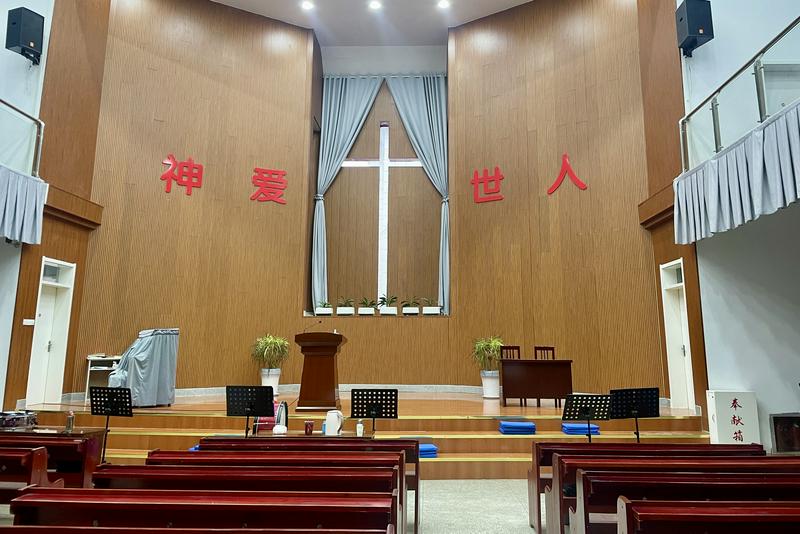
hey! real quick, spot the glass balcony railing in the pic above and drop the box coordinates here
[681,16,800,171]
[0,98,44,177]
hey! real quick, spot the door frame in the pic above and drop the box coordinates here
[659,258,696,411]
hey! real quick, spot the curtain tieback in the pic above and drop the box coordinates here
[441,196,449,204]
[314,194,324,201]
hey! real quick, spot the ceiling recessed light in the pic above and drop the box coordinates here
[368,1,382,10]
[437,0,451,8]
[301,1,314,10]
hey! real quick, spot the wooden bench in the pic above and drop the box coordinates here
[527,442,764,532]
[0,528,395,534]
[571,471,800,534]
[147,449,406,531]
[618,497,800,533]
[11,487,398,531]
[198,436,420,533]
[0,447,62,502]
[548,455,800,534]
[0,433,103,488]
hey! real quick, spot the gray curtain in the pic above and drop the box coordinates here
[312,76,382,307]
[674,98,800,244]
[108,328,179,407]
[0,164,48,245]
[387,75,450,314]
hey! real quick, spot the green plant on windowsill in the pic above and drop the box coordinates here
[317,300,332,308]
[359,297,378,308]
[401,297,420,307]
[378,295,398,307]
[421,297,437,306]
[337,297,355,307]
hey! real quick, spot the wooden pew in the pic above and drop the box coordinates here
[548,455,800,534]
[0,528,395,534]
[93,464,398,494]
[198,436,420,533]
[571,471,800,534]
[0,433,102,488]
[11,487,398,531]
[617,497,800,534]
[0,447,62,502]
[527,442,764,532]
[147,449,406,531]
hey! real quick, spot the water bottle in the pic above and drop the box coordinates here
[64,411,74,434]
[356,419,364,437]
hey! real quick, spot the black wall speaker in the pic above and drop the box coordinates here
[676,0,714,57]
[6,7,45,65]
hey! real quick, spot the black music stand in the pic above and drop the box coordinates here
[562,394,611,443]
[226,386,274,438]
[350,388,398,434]
[610,387,660,443]
[89,386,133,463]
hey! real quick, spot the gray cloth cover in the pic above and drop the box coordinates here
[387,75,450,314]
[0,164,48,244]
[674,98,800,244]
[108,328,179,407]
[311,76,383,307]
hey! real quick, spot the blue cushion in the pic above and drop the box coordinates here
[419,443,438,453]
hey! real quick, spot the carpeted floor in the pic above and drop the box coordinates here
[418,479,534,533]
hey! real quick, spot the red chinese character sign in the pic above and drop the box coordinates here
[708,391,760,445]
[548,153,587,195]
[161,154,203,196]
[250,168,287,204]
[471,166,505,204]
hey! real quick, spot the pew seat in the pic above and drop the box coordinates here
[0,447,62,502]
[527,442,765,532]
[548,454,800,534]
[11,487,397,531]
[618,497,800,534]
[0,432,103,488]
[0,527,395,534]
[571,471,800,534]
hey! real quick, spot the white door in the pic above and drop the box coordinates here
[660,259,695,411]
[25,258,76,407]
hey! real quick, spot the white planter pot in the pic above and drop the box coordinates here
[336,307,355,316]
[261,368,281,397]
[314,307,333,316]
[480,370,500,399]
[357,307,376,316]
[422,306,441,315]
[379,306,398,316]
[402,307,420,315]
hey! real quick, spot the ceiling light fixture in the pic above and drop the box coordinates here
[368,1,382,10]
[437,0,451,8]
[300,1,314,10]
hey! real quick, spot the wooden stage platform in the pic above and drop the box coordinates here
[32,392,708,479]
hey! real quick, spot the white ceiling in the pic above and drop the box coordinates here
[212,0,533,46]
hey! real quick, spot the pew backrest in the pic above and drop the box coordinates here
[0,528,395,534]
[0,434,102,487]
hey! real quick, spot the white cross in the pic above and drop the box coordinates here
[341,121,423,301]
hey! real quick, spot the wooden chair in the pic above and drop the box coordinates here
[499,345,521,360]
[533,346,555,360]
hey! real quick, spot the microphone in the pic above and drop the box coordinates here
[302,320,323,334]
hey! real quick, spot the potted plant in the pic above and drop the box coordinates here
[251,334,290,396]
[472,336,503,399]
[378,294,398,316]
[336,297,355,316]
[421,297,441,316]
[314,300,333,316]
[401,297,420,316]
[358,297,377,316]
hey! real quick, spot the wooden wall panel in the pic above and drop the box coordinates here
[70,0,317,391]
[38,0,111,198]
[637,0,686,196]
[4,215,90,409]
[326,168,379,304]
[649,218,708,417]
[447,0,664,393]
[387,167,440,303]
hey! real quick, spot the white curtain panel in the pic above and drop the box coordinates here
[674,99,800,244]
[0,164,48,245]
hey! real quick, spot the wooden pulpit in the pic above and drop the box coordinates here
[294,332,345,412]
